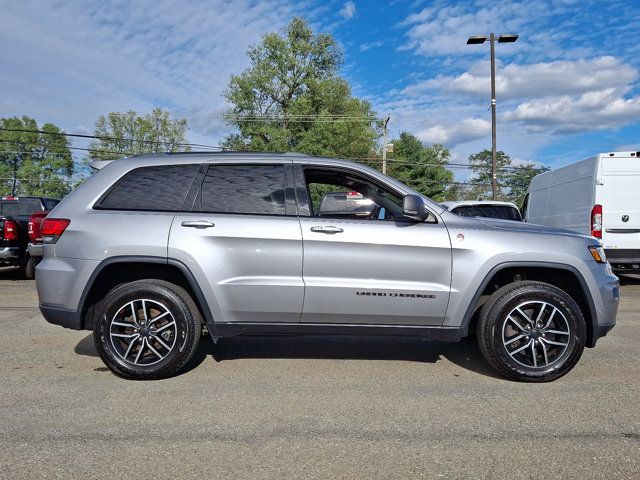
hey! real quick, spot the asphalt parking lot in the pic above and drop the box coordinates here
[0,269,638,479]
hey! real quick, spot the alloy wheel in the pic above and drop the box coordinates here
[109,299,177,366]
[501,301,571,368]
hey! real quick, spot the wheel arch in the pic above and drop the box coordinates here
[78,256,215,331]
[461,262,598,347]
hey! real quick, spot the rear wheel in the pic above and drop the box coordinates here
[477,281,586,382]
[24,256,39,280]
[93,280,201,380]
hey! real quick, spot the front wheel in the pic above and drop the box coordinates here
[93,280,201,380]
[477,281,586,382]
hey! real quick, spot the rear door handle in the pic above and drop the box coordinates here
[181,220,215,229]
[310,226,343,234]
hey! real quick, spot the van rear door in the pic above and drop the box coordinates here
[599,155,640,253]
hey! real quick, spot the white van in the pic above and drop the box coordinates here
[523,151,640,273]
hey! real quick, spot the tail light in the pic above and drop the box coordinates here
[28,217,37,242]
[591,204,602,239]
[40,218,70,243]
[3,220,18,241]
[28,212,47,242]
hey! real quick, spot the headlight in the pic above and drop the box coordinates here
[588,245,607,263]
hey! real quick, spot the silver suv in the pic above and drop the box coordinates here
[36,153,619,382]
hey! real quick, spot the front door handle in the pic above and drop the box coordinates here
[181,220,215,229]
[310,226,343,234]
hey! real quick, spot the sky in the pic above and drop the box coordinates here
[1,0,639,178]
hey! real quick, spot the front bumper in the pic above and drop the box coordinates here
[585,260,619,347]
[605,249,640,272]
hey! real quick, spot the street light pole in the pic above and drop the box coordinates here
[467,33,518,200]
[382,115,390,175]
[490,33,497,200]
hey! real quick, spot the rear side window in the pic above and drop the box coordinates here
[97,164,198,211]
[452,205,522,221]
[198,165,285,215]
[0,199,42,216]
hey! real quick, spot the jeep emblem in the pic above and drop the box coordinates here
[622,215,629,222]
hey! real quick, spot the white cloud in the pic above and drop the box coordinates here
[401,2,537,56]
[339,1,356,20]
[442,57,638,100]
[416,118,491,145]
[394,56,640,136]
[0,0,301,144]
[505,88,640,133]
[360,40,384,51]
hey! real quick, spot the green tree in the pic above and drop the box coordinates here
[386,132,454,201]
[505,162,550,206]
[223,17,379,158]
[467,149,548,203]
[88,108,190,160]
[467,149,512,200]
[0,116,73,197]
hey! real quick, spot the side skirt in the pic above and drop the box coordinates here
[208,322,462,342]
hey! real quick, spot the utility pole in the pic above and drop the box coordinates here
[467,33,518,200]
[382,115,390,175]
[490,33,497,200]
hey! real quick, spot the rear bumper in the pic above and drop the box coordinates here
[0,246,21,264]
[605,249,640,272]
[40,304,82,330]
[28,243,43,257]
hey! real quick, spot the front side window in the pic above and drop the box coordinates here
[97,164,199,211]
[197,165,286,215]
[302,167,404,221]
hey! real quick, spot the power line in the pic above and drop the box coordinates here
[1,139,546,172]
[0,127,222,151]
[0,139,127,157]
[345,156,547,171]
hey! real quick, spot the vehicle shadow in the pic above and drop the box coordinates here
[187,334,502,379]
[75,333,501,380]
[0,267,25,281]
[74,334,98,357]
[618,274,640,285]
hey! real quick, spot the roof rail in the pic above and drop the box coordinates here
[163,150,310,156]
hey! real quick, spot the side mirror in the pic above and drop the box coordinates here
[402,194,429,222]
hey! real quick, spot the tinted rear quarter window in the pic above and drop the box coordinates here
[97,164,199,211]
[452,205,522,221]
[198,165,285,215]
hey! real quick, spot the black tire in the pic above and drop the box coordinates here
[24,256,38,280]
[477,281,586,382]
[93,280,201,380]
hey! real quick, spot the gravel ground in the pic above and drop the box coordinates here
[0,269,638,479]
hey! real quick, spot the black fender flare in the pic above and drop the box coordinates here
[77,255,216,330]
[460,261,598,346]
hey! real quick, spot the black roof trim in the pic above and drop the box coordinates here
[163,151,310,157]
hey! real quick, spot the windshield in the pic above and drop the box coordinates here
[452,205,522,221]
